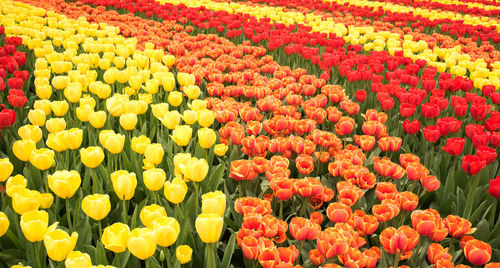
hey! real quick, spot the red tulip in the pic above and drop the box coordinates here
[488,176,500,198]
[461,155,486,176]
[422,126,441,143]
[442,137,465,156]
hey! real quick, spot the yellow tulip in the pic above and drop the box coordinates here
[36,84,52,100]
[80,146,105,168]
[171,125,192,147]
[99,130,115,146]
[182,110,198,125]
[17,125,42,142]
[152,216,179,247]
[151,103,169,119]
[29,148,55,171]
[45,118,66,133]
[80,96,96,110]
[12,139,37,162]
[28,109,46,127]
[6,175,27,197]
[167,91,183,107]
[161,111,181,130]
[189,99,207,112]
[145,79,159,95]
[89,111,107,129]
[76,105,93,122]
[128,228,156,260]
[12,189,41,215]
[104,134,125,154]
[140,204,167,228]
[65,251,93,268]
[162,55,175,67]
[82,194,111,221]
[50,100,69,116]
[64,84,82,103]
[143,168,166,191]
[198,109,215,128]
[129,75,142,91]
[173,153,191,177]
[99,58,111,70]
[201,191,226,217]
[110,170,137,200]
[131,135,151,154]
[144,143,164,165]
[0,158,14,182]
[195,213,223,243]
[161,76,175,92]
[183,85,200,100]
[46,132,67,152]
[0,212,9,237]
[163,177,187,204]
[20,210,48,242]
[44,226,79,261]
[119,113,137,131]
[63,128,83,150]
[34,100,52,115]
[102,223,130,253]
[175,245,192,264]
[103,69,116,84]
[198,128,216,149]
[177,72,195,86]
[39,193,54,209]
[214,144,228,156]
[48,170,81,199]
[181,157,208,182]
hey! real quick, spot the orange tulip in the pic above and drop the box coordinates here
[379,226,419,257]
[326,202,352,223]
[464,239,492,266]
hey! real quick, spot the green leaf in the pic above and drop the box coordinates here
[146,257,162,268]
[96,241,108,265]
[474,219,489,242]
[219,232,236,268]
[112,250,130,268]
[208,164,225,192]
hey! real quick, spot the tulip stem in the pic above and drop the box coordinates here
[98,220,102,239]
[279,200,283,220]
[490,199,498,226]
[194,182,199,216]
[238,181,243,198]
[393,253,400,267]
[164,247,171,266]
[66,198,73,232]
[122,199,128,224]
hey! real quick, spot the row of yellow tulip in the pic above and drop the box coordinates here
[0,0,230,266]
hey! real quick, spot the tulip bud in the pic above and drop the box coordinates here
[28,109,46,127]
[45,118,66,133]
[140,204,167,228]
[12,188,41,215]
[50,100,69,116]
[6,175,27,197]
[64,83,82,103]
[182,110,198,125]
[131,135,151,154]
[76,105,93,122]
[152,216,180,247]
[128,228,157,260]
[110,170,137,200]
[104,134,125,154]
[176,245,192,264]
[80,146,105,168]
[168,91,183,107]
[17,125,42,142]
[44,226,79,261]
[171,125,192,147]
[144,143,164,165]
[102,223,130,253]
[151,103,169,119]
[20,210,48,242]
[48,170,81,199]
[190,99,207,112]
[181,157,208,182]
[0,212,9,237]
[201,191,226,217]
[63,128,83,150]
[183,85,200,100]
[195,213,223,243]
[119,113,137,131]
[29,148,55,171]
[198,109,215,128]
[39,193,54,209]
[89,111,107,129]
[65,251,93,268]
[163,177,188,204]
[13,139,36,162]
[82,194,111,221]
[0,158,14,182]
[214,144,228,156]
[177,72,195,86]
[198,128,216,149]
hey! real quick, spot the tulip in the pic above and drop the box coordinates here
[80,146,105,168]
[464,239,492,266]
[162,111,181,130]
[171,125,192,147]
[201,191,226,217]
[442,138,465,156]
[131,135,151,154]
[28,109,46,127]
[34,100,52,115]
[176,245,192,264]
[145,78,159,95]
[152,216,180,247]
[189,99,207,112]
[82,194,111,221]
[48,170,81,199]
[198,109,215,128]
[6,175,27,197]
[0,158,14,182]
[13,139,36,162]
[181,110,197,125]
[65,251,93,268]
[29,148,55,171]
[80,97,96,110]
[140,204,167,228]
[45,118,66,133]
[119,113,137,130]
[177,73,195,86]
[168,91,183,107]
[18,125,42,142]
[181,157,209,182]
[173,153,191,177]
[0,212,9,237]
[195,213,223,243]
[89,111,107,129]
[50,100,69,116]
[198,128,216,149]
[141,168,166,192]
[44,226,79,261]
[462,155,486,176]
[151,103,169,119]
[102,223,130,253]
[110,170,137,200]
[76,105,93,122]
[214,144,228,156]
[104,134,125,154]
[163,177,188,204]
[12,188,41,215]
[183,85,200,100]
[144,143,164,165]
[289,217,321,241]
[63,128,83,150]
[64,83,82,103]
[379,226,420,257]
[40,193,54,209]
[20,210,49,242]
[128,228,157,260]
